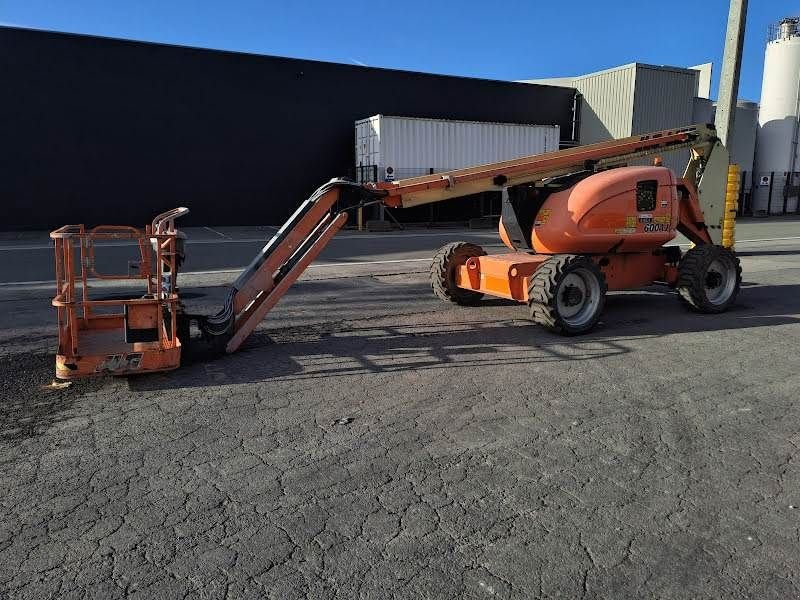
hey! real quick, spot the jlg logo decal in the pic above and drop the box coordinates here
[96,353,144,372]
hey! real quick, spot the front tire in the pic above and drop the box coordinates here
[430,242,486,305]
[528,254,607,335]
[676,245,741,313]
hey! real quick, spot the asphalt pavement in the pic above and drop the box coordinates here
[1,221,799,599]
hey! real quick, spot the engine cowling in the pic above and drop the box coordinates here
[500,166,680,254]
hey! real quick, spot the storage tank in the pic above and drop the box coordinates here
[754,17,800,213]
[355,115,559,182]
[692,97,715,125]
[729,101,759,209]
[694,98,757,183]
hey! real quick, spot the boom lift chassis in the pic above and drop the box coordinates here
[51,124,740,379]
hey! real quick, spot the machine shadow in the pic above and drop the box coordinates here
[132,319,633,392]
[0,352,106,442]
[129,283,800,392]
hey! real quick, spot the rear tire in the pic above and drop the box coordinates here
[676,245,741,313]
[430,242,486,305]
[528,254,607,335]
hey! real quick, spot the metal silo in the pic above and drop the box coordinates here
[754,17,800,213]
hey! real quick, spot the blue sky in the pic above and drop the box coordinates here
[1,1,796,101]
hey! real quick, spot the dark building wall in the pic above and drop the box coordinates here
[0,26,577,229]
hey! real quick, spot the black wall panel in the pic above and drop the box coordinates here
[0,27,577,229]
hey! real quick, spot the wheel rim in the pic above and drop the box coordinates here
[556,268,601,327]
[705,258,737,305]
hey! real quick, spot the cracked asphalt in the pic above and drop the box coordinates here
[1,224,800,599]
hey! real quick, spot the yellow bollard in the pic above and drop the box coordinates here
[722,164,739,250]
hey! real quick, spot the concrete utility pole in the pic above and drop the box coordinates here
[715,0,748,150]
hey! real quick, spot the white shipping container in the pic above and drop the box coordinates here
[355,115,559,182]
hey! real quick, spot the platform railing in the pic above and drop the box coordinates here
[50,223,182,364]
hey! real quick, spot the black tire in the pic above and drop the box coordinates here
[177,312,191,345]
[676,245,741,313]
[430,242,486,305]
[528,254,607,335]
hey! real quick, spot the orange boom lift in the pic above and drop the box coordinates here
[51,124,740,378]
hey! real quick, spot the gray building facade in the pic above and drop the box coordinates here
[0,26,579,229]
[523,63,708,174]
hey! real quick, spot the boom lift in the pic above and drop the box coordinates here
[50,123,741,379]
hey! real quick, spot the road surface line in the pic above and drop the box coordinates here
[3,278,55,285]
[204,226,229,239]
[0,231,500,251]
[728,236,800,244]
[0,257,435,285]
[3,232,797,252]
[184,258,435,276]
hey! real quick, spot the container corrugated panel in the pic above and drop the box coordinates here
[355,115,559,181]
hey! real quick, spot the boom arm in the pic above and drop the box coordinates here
[197,123,728,353]
[373,124,721,208]
[196,179,386,352]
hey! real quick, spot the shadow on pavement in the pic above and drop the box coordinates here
[0,352,105,442]
[129,283,800,391]
[132,319,632,392]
